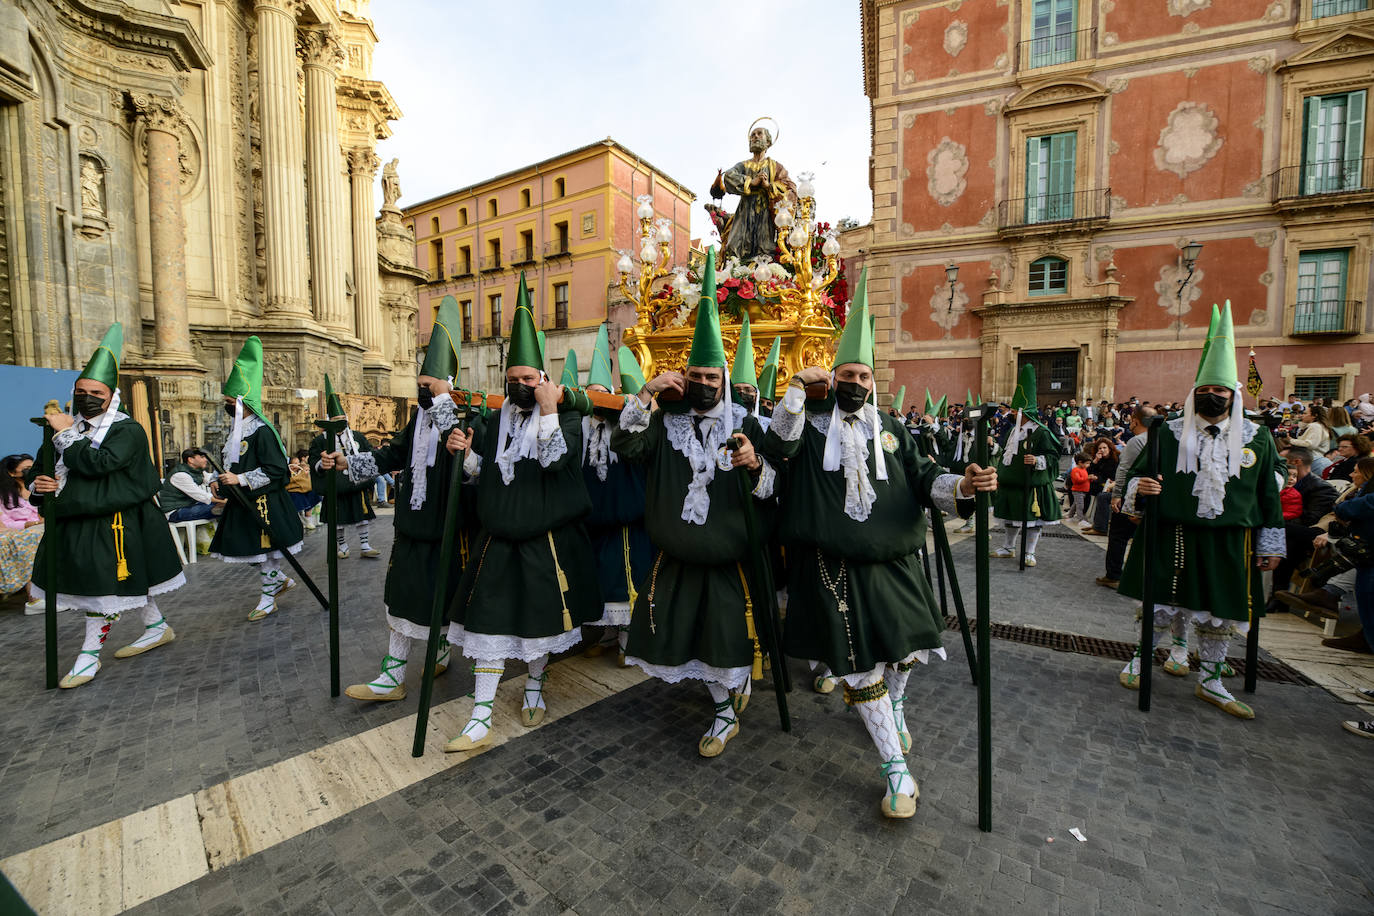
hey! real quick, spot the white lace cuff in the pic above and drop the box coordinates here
[1034,455,1047,471]
[1257,526,1285,558]
[241,468,271,490]
[770,387,806,442]
[53,427,81,453]
[429,396,458,431]
[752,458,776,499]
[929,473,964,516]
[621,395,651,433]
[463,451,482,478]
[344,452,379,484]
[537,425,567,467]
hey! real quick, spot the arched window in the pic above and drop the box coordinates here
[1029,256,1067,295]
[429,216,440,235]
[553,177,566,198]
[520,188,531,209]
[458,207,468,227]
[488,198,498,218]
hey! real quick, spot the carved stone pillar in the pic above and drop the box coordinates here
[255,0,310,316]
[130,92,201,369]
[300,27,351,334]
[348,148,385,362]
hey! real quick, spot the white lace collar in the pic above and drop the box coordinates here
[665,401,745,525]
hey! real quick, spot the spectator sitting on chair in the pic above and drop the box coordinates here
[1324,434,1372,483]
[1277,457,1373,625]
[158,448,225,522]
[1268,446,1337,606]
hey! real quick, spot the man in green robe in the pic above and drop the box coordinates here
[442,279,600,752]
[324,299,479,702]
[991,365,1062,567]
[1118,302,1283,719]
[308,375,379,559]
[763,273,997,818]
[29,324,185,688]
[209,337,305,621]
[612,250,778,758]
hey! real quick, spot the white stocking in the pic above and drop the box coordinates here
[846,675,916,801]
[68,612,118,679]
[123,599,170,652]
[524,653,549,713]
[256,560,284,611]
[1168,614,1190,665]
[459,659,504,743]
[364,629,410,695]
[1197,623,1238,704]
[1122,607,1174,676]
[336,525,350,551]
[1001,524,1018,551]
[1025,526,1042,556]
[884,663,913,749]
[704,680,737,741]
[357,520,371,550]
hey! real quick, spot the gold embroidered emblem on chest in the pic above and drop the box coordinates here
[1240,447,1256,469]
[881,431,899,454]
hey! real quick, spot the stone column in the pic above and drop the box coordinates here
[255,0,310,316]
[348,147,385,360]
[130,93,201,368]
[300,27,352,333]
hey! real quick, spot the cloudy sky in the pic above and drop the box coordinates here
[370,0,873,240]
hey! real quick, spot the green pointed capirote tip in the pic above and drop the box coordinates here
[222,335,265,414]
[892,385,906,414]
[731,313,758,388]
[935,394,948,418]
[687,248,727,368]
[77,322,123,391]
[832,267,874,369]
[324,373,345,418]
[758,336,782,400]
[560,349,580,387]
[1010,363,1038,414]
[586,324,615,391]
[420,295,462,380]
[1196,303,1221,376]
[924,388,935,416]
[1194,299,1239,390]
[507,272,544,372]
[618,345,647,395]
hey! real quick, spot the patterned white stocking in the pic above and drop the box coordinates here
[458,660,504,744]
[65,612,118,683]
[523,653,549,721]
[357,520,372,550]
[884,664,913,752]
[847,676,917,811]
[120,599,170,653]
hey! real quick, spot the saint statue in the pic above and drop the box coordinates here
[381,158,402,210]
[710,120,795,263]
[80,159,104,217]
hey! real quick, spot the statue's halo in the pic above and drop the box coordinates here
[748,116,780,146]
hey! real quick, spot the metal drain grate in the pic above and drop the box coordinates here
[944,618,1315,686]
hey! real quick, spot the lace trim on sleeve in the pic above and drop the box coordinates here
[621,395,651,433]
[1033,455,1047,472]
[752,458,776,499]
[53,427,81,453]
[463,451,482,478]
[929,473,963,516]
[537,423,567,468]
[769,387,806,442]
[1257,526,1286,558]
[242,468,271,490]
[344,452,379,485]
[429,395,458,431]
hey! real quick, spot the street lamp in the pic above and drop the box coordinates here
[617,194,682,329]
[1177,241,1202,303]
[946,263,959,312]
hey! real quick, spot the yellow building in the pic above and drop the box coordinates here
[404,139,694,392]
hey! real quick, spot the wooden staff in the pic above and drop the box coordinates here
[315,418,349,698]
[29,418,58,690]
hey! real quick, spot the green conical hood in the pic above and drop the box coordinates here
[222,336,265,414]
[1197,303,1221,374]
[560,349,580,387]
[1010,363,1037,413]
[419,295,462,380]
[507,272,544,371]
[324,373,345,418]
[758,336,781,399]
[687,248,727,368]
[586,324,615,391]
[935,394,948,418]
[924,389,935,416]
[967,388,977,408]
[618,345,647,395]
[732,314,758,388]
[832,267,874,369]
[892,385,906,414]
[77,323,123,391]
[1194,299,1239,390]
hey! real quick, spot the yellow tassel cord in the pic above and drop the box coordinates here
[736,564,763,681]
[621,526,638,609]
[1030,489,1040,519]
[463,536,492,610]
[256,495,271,549]
[547,531,572,631]
[111,512,130,581]
[1245,528,1254,624]
[458,530,470,570]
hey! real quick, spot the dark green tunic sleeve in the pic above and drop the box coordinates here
[54,421,160,518]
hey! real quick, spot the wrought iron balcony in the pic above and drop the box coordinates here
[479,254,503,272]
[544,240,572,258]
[1016,27,1095,70]
[997,187,1111,234]
[1271,158,1372,203]
[1293,299,1360,335]
[449,262,474,279]
[511,245,537,266]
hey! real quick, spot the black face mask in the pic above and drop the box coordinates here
[686,381,721,412]
[224,402,238,419]
[417,386,434,410]
[1194,391,1231,418]
[71,392,107,419]
[592,406,617,421]
[506,381,538,410]
[834,380,870,414]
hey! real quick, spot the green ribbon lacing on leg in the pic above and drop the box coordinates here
[460,699,493,738]
[71,648,101,676]
[523,670,548,709]
[879,756,912,810]
[708,699,736,738]
[1199,660,1225,694]
[369,654,405,690]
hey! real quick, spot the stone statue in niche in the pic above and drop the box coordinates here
[381,158,402,210]
[80,158,104,216]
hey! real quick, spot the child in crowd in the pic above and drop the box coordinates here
[1068,453,1091,525]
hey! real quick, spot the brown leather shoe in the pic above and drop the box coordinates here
[1095,576,1119,588]
[1321,631,1373,653]
[1274,588,1339,619]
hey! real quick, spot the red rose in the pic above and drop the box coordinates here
[739,280,756,300]
[716,288,728,304]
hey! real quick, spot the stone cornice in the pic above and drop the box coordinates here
[53,0,210,72]
[337,76,401,120]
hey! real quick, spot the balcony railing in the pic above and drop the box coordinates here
[1312,0,1368,17]
[1016,27,1095,70]
[426,267,443,282]
[544,240,572,258]
[997,187,1111,232]
[449,262,474,279]
[511,245,536,265]
[479,255,503,272]
[553,306,569,330]
[1293,299,1360,335]
[1272,158,1372,200]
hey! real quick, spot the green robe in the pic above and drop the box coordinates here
[31,416,184,610]
[447,403,600,656]
[611,398,772,682]
[348,402,485,632]
[1119,418,1284,623]
[309,429,376,525]
[762,395,954,675]
[209,420,304,562]
[993,422,1063,525]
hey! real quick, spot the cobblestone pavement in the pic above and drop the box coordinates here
[3,513,1372,915]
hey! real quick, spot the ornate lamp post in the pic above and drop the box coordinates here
[945,263,960,312]
[770,172,840,322]
[1175,240,1203,338]
[617,194,685,328]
